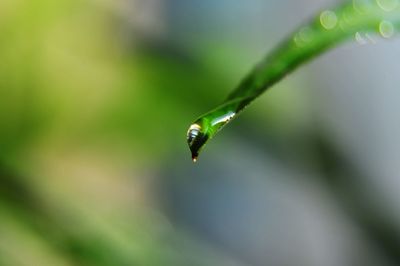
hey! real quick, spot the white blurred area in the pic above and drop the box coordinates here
[314,40,400,220]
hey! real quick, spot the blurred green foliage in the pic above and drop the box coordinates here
[0,0,243,265]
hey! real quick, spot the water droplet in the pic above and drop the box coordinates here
[320,10,338,30]
[299,27,314,42]
[294,27,314,47]
[379,20,395,38]
[187,123,209,162]
[376,0,399,11]
[211,111,235,126]
[294,34,302,47]
[353,0,373,14]
[187,124,201,144]
[355,32,368,45]
[354,32,378,45]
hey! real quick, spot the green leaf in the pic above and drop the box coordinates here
[187,0,400,161]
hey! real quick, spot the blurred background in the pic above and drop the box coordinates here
[1,0,400,265]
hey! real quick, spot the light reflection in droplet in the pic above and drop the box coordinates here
[376,0,399,11]
[211,111,235,126]
[379,20,395,38]
[320,10,338,30]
